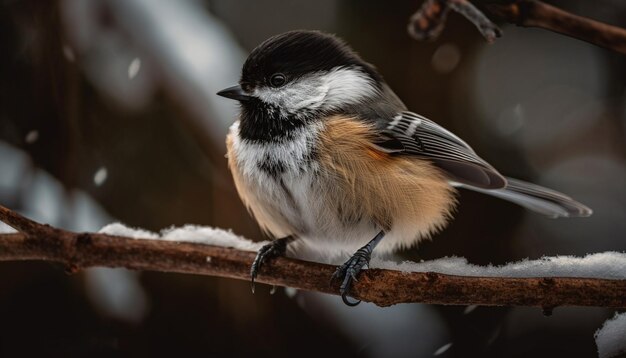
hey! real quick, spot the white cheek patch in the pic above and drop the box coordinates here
[253,67,379,114]
[321,67,379,108]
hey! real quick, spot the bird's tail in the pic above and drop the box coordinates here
[463,177,592,218]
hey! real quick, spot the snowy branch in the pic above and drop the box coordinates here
[408,0,626,55]
[1,204,625,308]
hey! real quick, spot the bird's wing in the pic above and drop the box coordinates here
[377,111,507,189]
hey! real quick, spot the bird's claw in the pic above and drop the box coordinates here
[331,249,371,306]
[250,238,288,293]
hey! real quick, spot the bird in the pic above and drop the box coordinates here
[217,30,592,306]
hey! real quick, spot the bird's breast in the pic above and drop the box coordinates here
[226,120,322,237]
[226,116,458,254]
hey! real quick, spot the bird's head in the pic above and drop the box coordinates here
[218,30,383,125]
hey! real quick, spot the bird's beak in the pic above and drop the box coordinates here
[217,85,252,102]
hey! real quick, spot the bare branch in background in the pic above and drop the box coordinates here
[1,204,625,308]
[408,0,626,55]
[485,0,626,54]
[408,0,502,42]
[408,0,452,41]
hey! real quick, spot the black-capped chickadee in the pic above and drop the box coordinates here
[217,30,591,305]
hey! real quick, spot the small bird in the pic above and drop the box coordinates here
[217,30,591,305]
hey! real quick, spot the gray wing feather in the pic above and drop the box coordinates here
[460,177,592,218]
[384,111,507,189]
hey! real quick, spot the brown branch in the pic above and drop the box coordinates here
[408,0,502,42]
[408,0,626,55]
[0,204,58,237]
[484,0,626,54]
[1,204,625,308]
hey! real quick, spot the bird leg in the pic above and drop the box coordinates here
[250,235,294,293]
[331,231,385,306]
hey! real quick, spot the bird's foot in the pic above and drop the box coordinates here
[250,237,289,293]
[331,245,373,307]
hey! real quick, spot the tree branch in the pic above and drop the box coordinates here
[1,204,625,308]
[408,0,502,43]
[408,0,626,55]
[484,0,626,54]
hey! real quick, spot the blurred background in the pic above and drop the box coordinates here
[0,0,625,356]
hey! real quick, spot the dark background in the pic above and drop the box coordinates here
[1,0,625,356]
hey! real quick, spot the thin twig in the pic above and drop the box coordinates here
[0,205,58,237]
[408,0,501,42]
[408,0,451,41]
[408,0,626,55]
[450,0,502,42]
[1,204,625,308]
[484,0,626,54]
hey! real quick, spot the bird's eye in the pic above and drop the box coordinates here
[269,73,287,88]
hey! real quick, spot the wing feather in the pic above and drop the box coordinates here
[382,111,506,189]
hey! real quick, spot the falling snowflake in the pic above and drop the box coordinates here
[94,167,108,186]
[25,130,39,144]
[128,58,141,79]
[63,45,75,62]
[433,343,452,356]
[463,305,478,315]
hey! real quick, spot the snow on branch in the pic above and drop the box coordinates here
[0,204,625,308]
[408,0,626,55]
[596,312,626,358]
